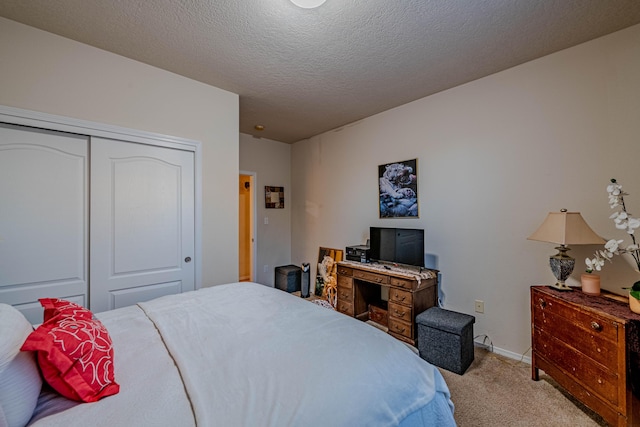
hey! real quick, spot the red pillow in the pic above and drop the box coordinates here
[21,299,120,402]
[40,298,93,323]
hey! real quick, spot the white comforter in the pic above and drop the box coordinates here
[28,282,455,427]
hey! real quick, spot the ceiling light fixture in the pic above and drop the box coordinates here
[289,0,326,9]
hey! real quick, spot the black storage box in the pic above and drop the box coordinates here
[416,307,475,375]
[275,265,301,293]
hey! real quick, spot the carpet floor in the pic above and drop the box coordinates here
[438,347,607,426]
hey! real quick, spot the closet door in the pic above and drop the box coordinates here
[90,138,195,313]
[0,123,88,324]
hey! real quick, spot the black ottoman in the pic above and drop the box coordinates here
[416,307,475,375]
[275,265,301,293]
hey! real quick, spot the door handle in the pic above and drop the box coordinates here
[185,257,192,263]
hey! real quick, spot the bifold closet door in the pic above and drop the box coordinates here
[0,123,88,324]
[90,137,195,313]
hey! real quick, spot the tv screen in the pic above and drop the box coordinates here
[369,227,424,267]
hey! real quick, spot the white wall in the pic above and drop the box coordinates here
[291,24,640,358]
[239,133,292,286]
[0,17,240,287]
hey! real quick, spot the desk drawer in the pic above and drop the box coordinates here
[353,269,389,285]
[389,288,412,306]
[389,317,412,339]
[337,266,353,276]
[337,299,354,316]
[390,277,415,290]
[388,301,412,323]
[337,274,353,289]
[337,285,353,303]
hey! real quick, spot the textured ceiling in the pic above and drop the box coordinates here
[1,1,640,143]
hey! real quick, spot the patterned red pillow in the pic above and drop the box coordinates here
[21,299,120,402]
[40,298,93,323]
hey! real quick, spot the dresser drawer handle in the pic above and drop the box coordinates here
[539,298,546,309]
[394,309,406,316]
[591,321,602,331]
[394,325,406,333]
[395,294,406,301]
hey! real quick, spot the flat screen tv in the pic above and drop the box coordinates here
[369,227,424,267]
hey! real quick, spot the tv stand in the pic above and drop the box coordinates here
[336,261,438,345]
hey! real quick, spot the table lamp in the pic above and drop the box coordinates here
[528,209,605,290]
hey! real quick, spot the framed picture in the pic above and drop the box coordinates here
[378,159,418,218]
[265,186,284,208]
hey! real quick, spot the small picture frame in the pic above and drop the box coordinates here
[378,159,418,218]
[265,186,284,208]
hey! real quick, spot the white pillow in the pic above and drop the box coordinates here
[0,304,42,427]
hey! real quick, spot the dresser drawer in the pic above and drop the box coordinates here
[388,301,412,323]
[533,292,619,343]
[389,288,412,306]
[353,269,389,285]
[390,277,415,290]
[534,304,618,369]
[337,299,354,316]
[534,328,619,405]
[388,317,412,339]
[337,274,353,289]
[337,285,353,303]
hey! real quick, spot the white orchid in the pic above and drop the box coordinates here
[607,181,625,208]
[585,257,606,272]
[605,239,624,253]
[586,179,640,274]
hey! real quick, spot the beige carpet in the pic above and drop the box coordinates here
[439,347,607,426]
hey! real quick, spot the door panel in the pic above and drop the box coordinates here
[0,123,88,324]
[15,295,85,326]
[109,281,182,309]
[90,137,195,313]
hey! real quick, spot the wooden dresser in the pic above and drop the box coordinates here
[531,286,640,426]
[336,262,438,345]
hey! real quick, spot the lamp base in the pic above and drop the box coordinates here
[549,246,575,292]
[549,282,572,291]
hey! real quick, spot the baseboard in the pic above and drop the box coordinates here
[474,340,532,365]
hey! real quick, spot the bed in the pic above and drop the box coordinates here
[1,282,455,427]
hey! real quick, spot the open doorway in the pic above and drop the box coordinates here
[239,172,256,282]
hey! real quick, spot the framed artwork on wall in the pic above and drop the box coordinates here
[265,186,284,208]
[378,158,418,218]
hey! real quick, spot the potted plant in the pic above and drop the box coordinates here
[581,268,601,295]
[585,179,640,311]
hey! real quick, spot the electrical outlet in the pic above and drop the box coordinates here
[263,265,268,273]
[475,300,484,313]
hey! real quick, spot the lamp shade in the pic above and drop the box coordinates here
[527,210,605,245]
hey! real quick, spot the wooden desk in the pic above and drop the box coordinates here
[336,261,438,345]
[531,286,640,427]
